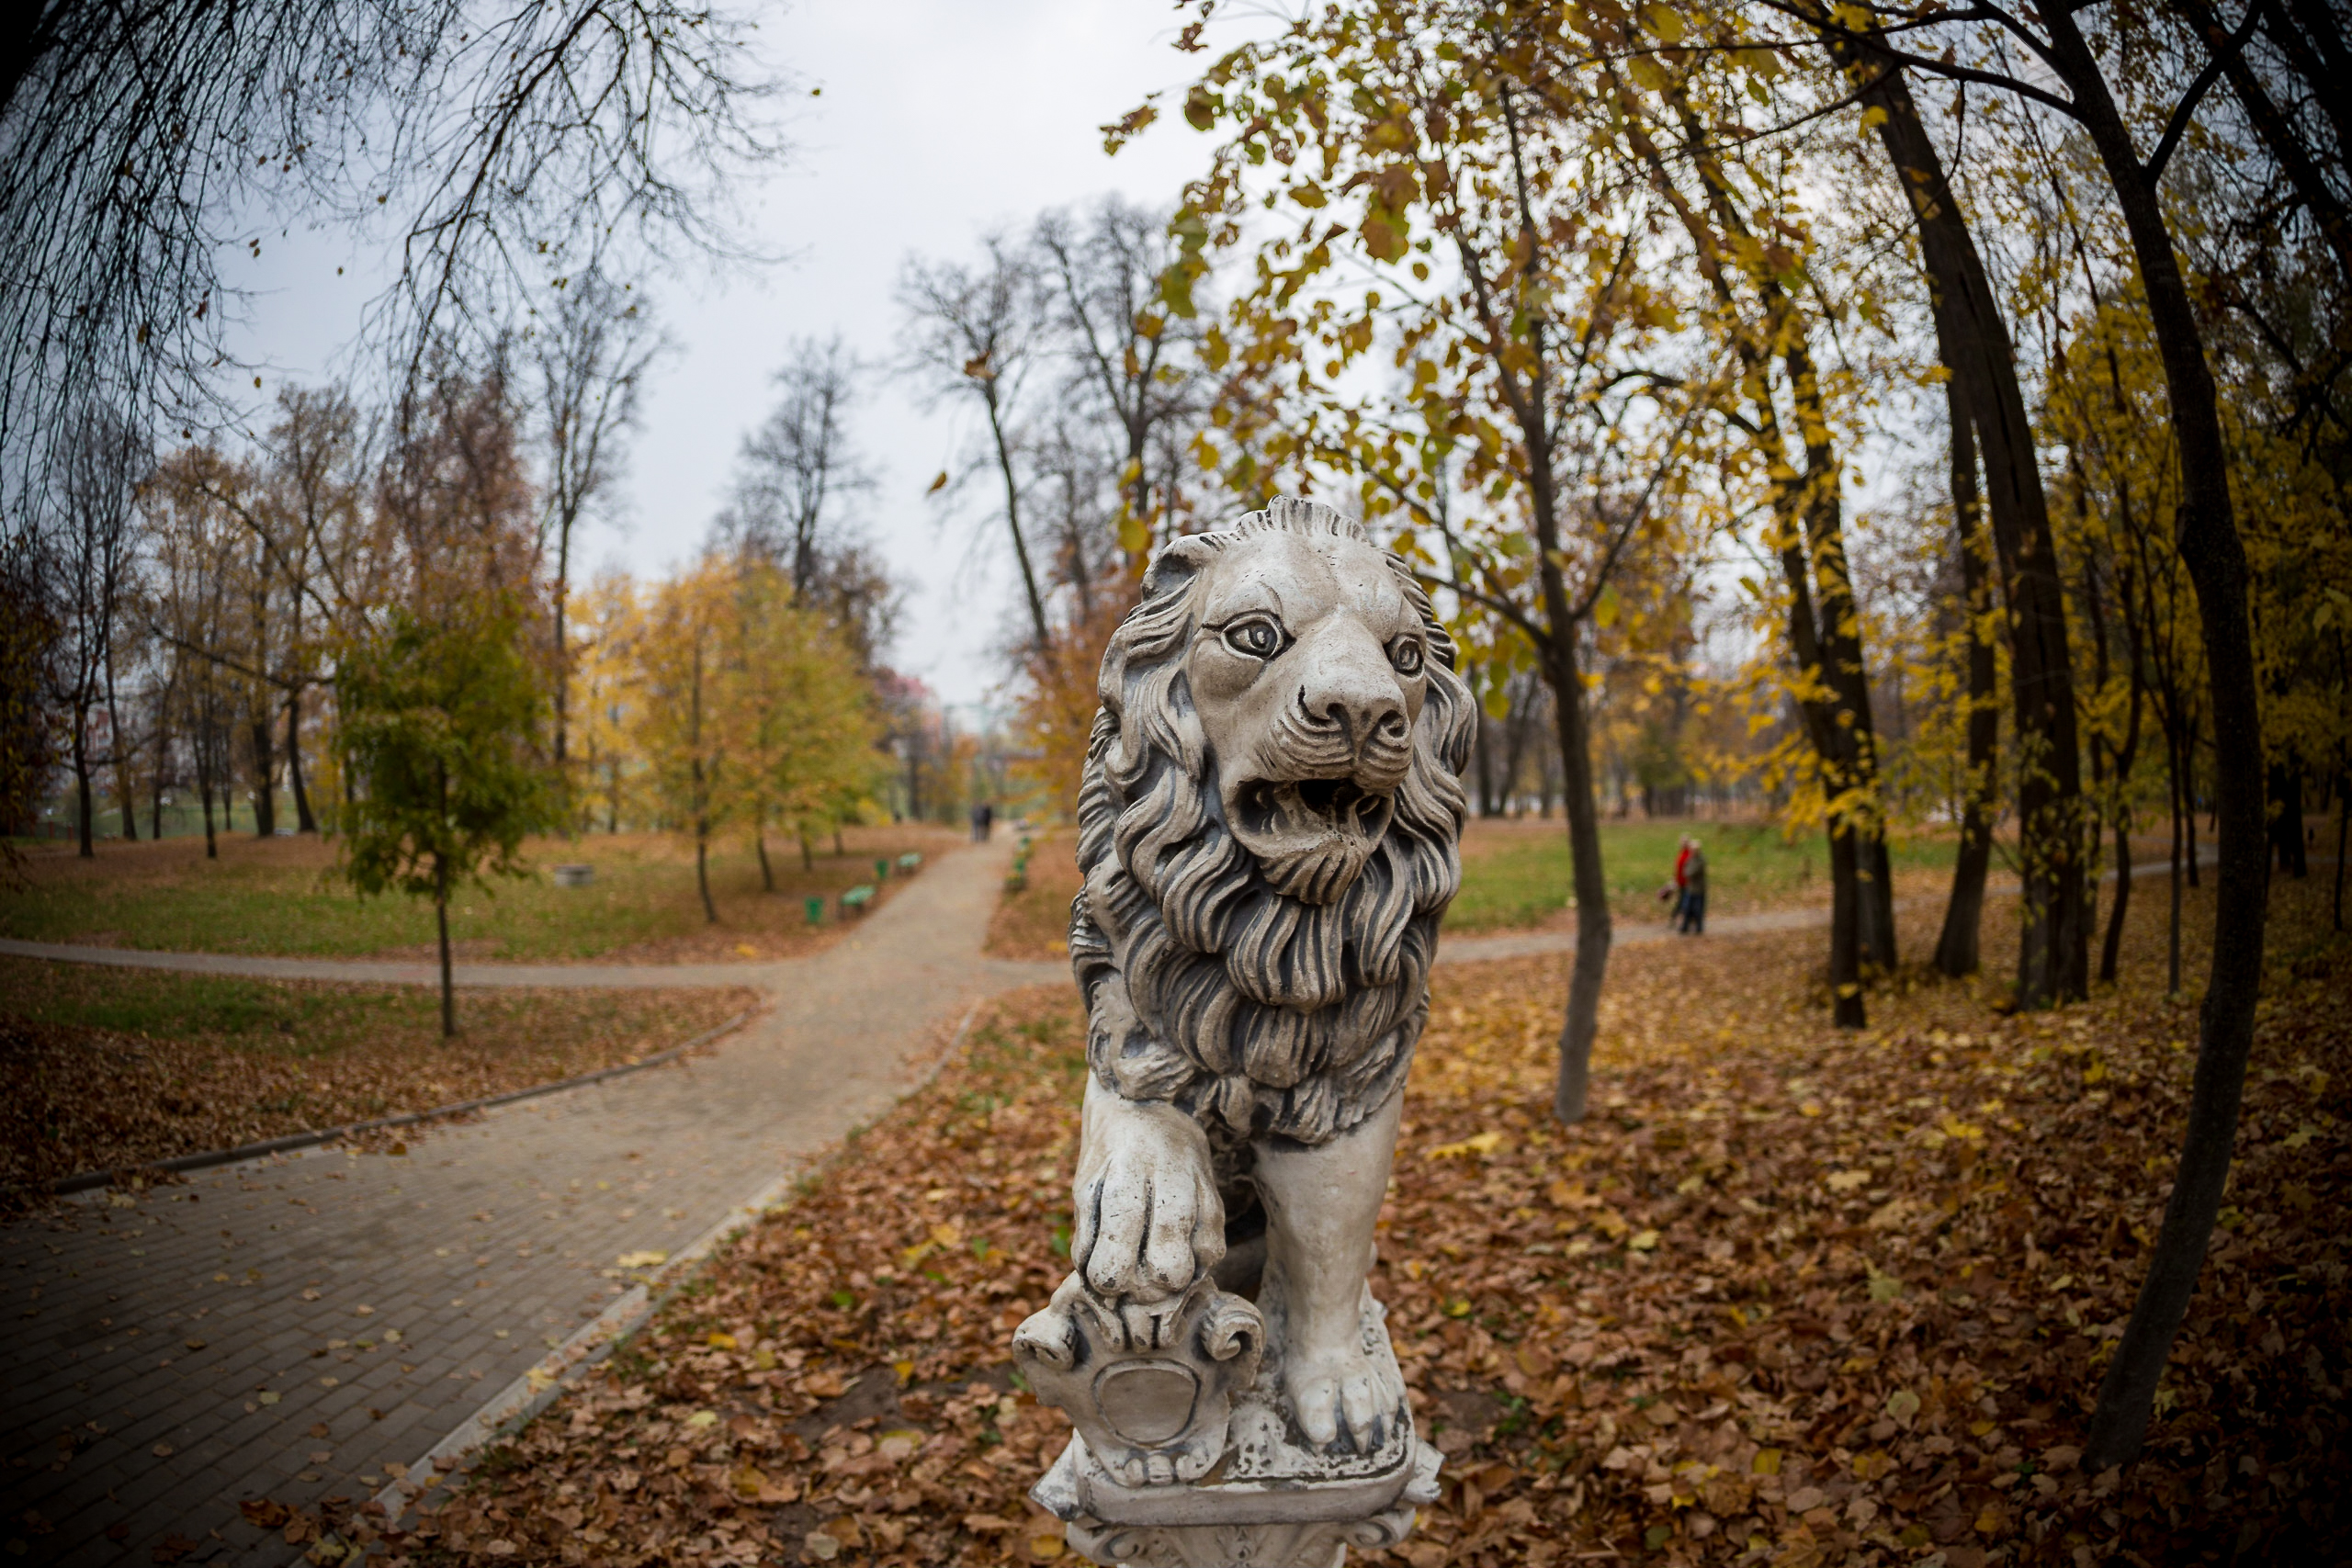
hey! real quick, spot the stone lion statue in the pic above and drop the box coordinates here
[1059,496,1473,1458]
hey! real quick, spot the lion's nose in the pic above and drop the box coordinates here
[1297,626,1407,756]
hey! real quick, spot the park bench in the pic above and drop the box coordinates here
[551,863,594,888]
[840,885,876,915]
[896,852,922,873]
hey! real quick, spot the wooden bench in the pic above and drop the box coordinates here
[896,852,923,874]
[840,885,876,915]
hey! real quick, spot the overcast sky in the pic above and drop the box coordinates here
[226,0,1222,714]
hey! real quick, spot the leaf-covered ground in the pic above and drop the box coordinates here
[394,875,2347,1567]
[0,961,758,1195]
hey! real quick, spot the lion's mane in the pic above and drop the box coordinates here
[1069,499,1475,1147]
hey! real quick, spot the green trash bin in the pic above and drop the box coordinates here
[804,896,825,926]
[875,858,891,882]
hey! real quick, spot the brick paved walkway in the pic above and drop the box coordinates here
[1,838,1060,1566]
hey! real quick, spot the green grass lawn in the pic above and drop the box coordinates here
[1443,817,1959,931]
[2,961,415,1053]
[0,825,961,961]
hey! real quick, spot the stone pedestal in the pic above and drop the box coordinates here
[1014,1274,1442,1567]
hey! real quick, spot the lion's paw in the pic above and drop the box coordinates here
[1072,1088,1225,1310]
[1283,1334,1406,1454]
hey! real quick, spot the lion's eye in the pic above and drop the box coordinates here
[1389,636,1424,675]
[1223,617,1285,660]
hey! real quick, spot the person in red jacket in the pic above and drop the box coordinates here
[1678,837,1709,934]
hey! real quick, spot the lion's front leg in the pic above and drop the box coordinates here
[1070,1076,1226,1348]
[1253,1086,1408,1452]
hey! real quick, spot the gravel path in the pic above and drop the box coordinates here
[0,838,1057,1567]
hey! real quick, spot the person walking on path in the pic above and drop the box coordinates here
[1667,836,1693,928]
[970,799,994,842]
[1679,837,1709,934]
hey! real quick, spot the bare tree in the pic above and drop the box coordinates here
[0,529,62,869]
[146,459,241,857]
[1034,197,1210,549]
[1027,421,1125,627]
[532,272,662,763]
[716,336,904,670]
[44,406,149,856]
[899,238,1053,656]
[721,335,870,600]
[0,0,782,505]
[260,389,368,831]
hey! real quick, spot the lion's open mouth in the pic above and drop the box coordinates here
[1225,773,1396,905]
[1237,776,1387,837]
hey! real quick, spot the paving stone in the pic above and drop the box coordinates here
[0,839,1055,1562]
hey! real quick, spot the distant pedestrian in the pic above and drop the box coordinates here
[1679,838,1708,934]
[971,800,994,842]
[1668,836,1693,927]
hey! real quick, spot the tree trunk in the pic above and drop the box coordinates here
[2100,647,2146,984]
[287,691,318,833]
[833,825,844,857]
[801,834,816,872]
[149,675,171,840]
[2335,767,2346,931]
[1936,380,1997,977]
[691,636,717,924]
[1828,824,1867,1028]
[984,388,1053,657]
[756,823,775,893]
[1861,835,1897,973]
[105,651,135,841]
[2102,819,2133,983]
[2269,762,2307,877]
[1473,693,1498,817]
[1850,55,2084,1005]
[554,524,572,768]
[72,705,94,858]
[435,851,457,1038]
[249,713,277,837]
[695,829,715,922]
[1545,635,1614,1124]
[2183,713,2200,887]
[2042,8,2273,1472]
[2167,722,2186,995]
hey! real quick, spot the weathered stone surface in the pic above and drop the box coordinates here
[1016,499,1472,1565]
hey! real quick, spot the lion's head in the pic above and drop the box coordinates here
[1070,499,1474,1145]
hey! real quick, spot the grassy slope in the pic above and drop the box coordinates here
[0,824,964,962]
[1443,817,1961,931]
